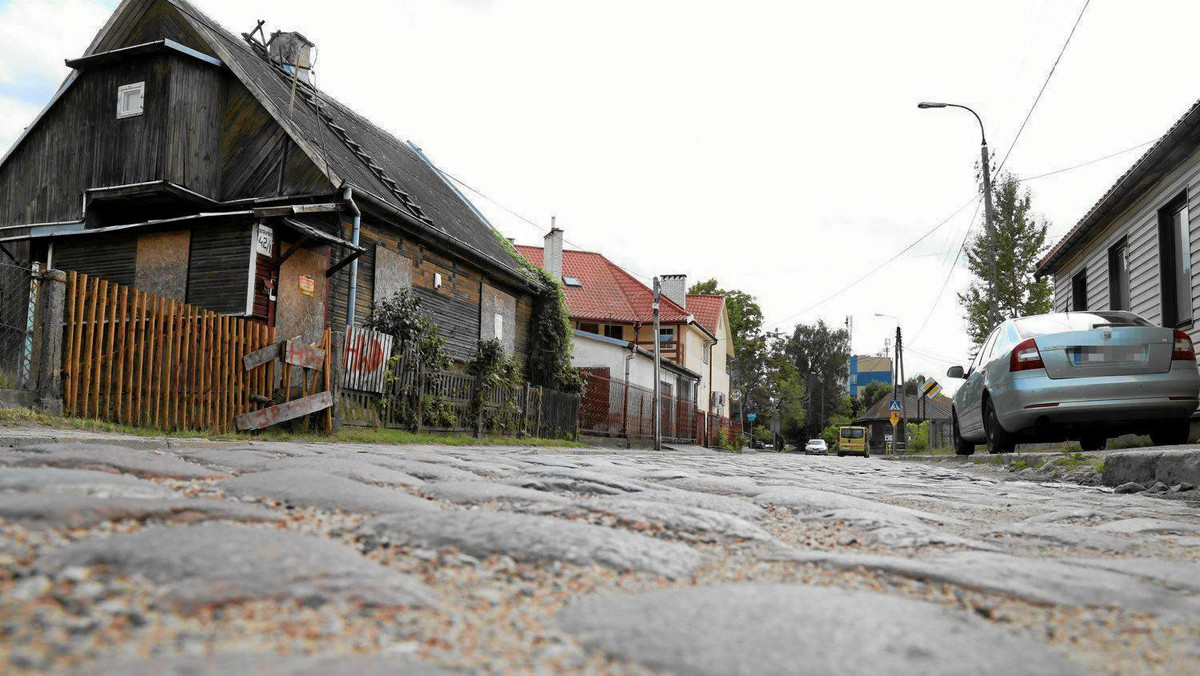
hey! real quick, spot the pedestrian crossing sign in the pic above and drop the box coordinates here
[888,400,901,412]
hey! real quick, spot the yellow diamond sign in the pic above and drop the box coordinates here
[889,412,900,426]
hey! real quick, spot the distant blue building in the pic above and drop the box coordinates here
[849,355,892,398]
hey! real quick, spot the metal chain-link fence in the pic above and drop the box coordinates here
[0,261,39,391]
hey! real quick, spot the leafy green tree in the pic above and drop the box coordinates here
[857,380,892,409]
[958,171,1054,346]
[782,319,850,438]
[688,279,771,404]
[769,353,807,446]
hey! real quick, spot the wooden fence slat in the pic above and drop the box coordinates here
[63,272,77,416]
[80,276,99,418]
[92,280,108,419]
[134,291,148,427]
[172,301,183,430]
[184,305,196,430]
[323,328,333,432]
[162,299,175,429]
[114,286,128,423]
[123,290,137,425]
[207,312,217,431]
[236,319,246,421]
[103,283,117,421]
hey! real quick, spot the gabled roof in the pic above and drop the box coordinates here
[686,294,725,336]
[515,245,691,325]
[1038,95,1200,276]
[9,0,528,281]
[855,393,952,423]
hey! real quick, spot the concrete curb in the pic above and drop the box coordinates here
[0,430,240,452]
[1102,448,1200,487]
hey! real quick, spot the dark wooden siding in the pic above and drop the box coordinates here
[414,286,479,362]
[0,56,174,228]
[94,0,212,57]
[186,218,252,314]
[329,234,376,329]
[165,55,222,198]
[54,235,138,287]
[219,81,331,201]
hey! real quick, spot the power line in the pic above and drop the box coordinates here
[764,195,979,331]
[995,0,1092,174]
[1018,138,1154,182]
[913,200,982,341]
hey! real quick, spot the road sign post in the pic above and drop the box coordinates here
[888,400,902,455]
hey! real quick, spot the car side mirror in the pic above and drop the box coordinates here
[946,365,965,379]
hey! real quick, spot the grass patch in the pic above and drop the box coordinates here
[0,407,585,448]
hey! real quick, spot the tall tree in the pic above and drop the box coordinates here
[783,319,850,438]
[958,171,1053,346]
[688,279,772,413]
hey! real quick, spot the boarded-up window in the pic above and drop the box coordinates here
[480,283,516,353]
[374,246,412,304]
[134,230,190,300]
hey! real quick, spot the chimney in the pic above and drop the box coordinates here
[660,274,687,309]
[543,225,564,282]
[269,31,315,84]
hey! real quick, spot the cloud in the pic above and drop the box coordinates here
[0,0,110,88]
[0,0,110,155]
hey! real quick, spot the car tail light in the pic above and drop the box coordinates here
[1172,329,1196,361]
[1010,338,1044,372]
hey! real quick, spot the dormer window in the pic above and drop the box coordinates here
[117,82,144,119]
[563,276,582,287]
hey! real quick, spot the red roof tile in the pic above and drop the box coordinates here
[686,294,725,336]
[515,246,691,324]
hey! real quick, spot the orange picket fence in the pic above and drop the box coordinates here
[62,271,277,434]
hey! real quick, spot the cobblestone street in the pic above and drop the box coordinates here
[1,436,1197,675]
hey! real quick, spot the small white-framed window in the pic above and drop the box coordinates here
[117,82,145,119]
[703,343,710,364]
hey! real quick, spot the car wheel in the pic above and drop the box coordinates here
[983,397,1016,454]
[1150,421,1190,446]
[952,410,975,456]
[837,452,844,457]
[1079,434,1107,452]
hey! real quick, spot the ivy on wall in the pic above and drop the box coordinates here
[495,235,583,394]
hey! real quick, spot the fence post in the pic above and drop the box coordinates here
[36,270,66,415]
[520,381,530,439]
[330,330,345,433]
[472,378,484,439]
[415,359,425,434]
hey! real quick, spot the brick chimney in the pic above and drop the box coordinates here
[660,274,687,309]
[543,227,564,282]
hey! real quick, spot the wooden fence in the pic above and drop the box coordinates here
[62,272,276,434]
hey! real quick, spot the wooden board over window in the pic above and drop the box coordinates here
[135,230,190,300]
[374,246,412,304]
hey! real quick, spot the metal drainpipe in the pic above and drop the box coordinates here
[342,186,362,326]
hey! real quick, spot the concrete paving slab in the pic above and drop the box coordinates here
[0,493,281,528]
[558,584,1085,676]
[0,467,176,499]
[0,443,224,479]
[221,468,436,514]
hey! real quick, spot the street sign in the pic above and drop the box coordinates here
[889,412,900,426]
[746,413,757,422]
[922,379,942,398]
[888,400,901,412]
[730,389,743,402]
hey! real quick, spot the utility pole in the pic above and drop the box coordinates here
[652,277,662,451]
[897,325,907,455]
[979,140,999,328]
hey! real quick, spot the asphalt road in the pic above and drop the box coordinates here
[0,435,1196,675]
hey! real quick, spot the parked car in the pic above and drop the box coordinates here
[804,438,828,455]
[835,426,870,457]
[946,311,1200,454]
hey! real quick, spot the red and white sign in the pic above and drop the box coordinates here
[343,326,393,393]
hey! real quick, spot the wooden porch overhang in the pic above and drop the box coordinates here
[65,39,223,70]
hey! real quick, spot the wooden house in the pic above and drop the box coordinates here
[0,0,541,365]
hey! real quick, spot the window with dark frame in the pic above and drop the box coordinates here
[578,322,599,334]
[603,324,623,340]
[1071,270,1087,311]
[1108,238,1129,311]
[1158,193,1192,327]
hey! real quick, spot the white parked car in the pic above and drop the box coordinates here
[804,439,828,455]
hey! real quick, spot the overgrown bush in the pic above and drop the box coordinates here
[364,290,451,429]
[905,420,930,452]
[466,338,522,434]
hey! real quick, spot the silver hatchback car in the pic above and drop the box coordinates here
[947,311,1200,454]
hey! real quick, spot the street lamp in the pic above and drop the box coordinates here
[918,101,999,328]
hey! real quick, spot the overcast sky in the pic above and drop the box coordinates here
[4,0,1200,391]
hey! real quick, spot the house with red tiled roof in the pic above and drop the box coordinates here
[516,228,735,417]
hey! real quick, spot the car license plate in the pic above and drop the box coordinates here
[1070,346,1145,365]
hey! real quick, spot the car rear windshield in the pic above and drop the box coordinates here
[1015,312,1151,337]
[839,428,864,439]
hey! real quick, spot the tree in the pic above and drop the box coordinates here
[782,319,850,438]
[858,381,892,408]
[958,171,1053,346]
[688,279,773,416]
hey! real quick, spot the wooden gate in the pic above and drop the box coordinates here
[62,272,276,434]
